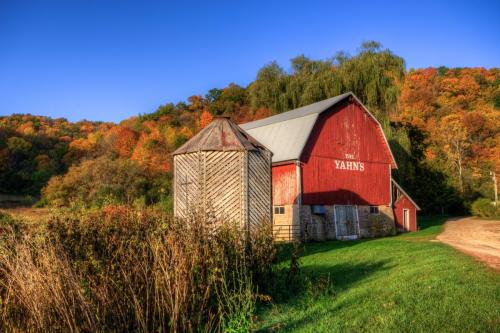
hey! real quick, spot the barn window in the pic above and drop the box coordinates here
[274,206,285,215]
[370,206,379,214]
[312,205,325,215]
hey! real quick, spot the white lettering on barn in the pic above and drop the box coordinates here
[334,159,365,172]
[345,153,355,159]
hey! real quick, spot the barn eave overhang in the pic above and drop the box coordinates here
[391,178,421,210]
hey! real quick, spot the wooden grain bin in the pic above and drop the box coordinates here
[172,116,272,231]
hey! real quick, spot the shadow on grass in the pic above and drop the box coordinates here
[258,258,394,331]
[256,306,328,332]
[303,259,394,291]
[265,256,393,303]
[275,239,370,264]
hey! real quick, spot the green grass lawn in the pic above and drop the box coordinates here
[256,217,500,332]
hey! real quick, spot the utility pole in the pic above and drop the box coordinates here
[491,171,498,207]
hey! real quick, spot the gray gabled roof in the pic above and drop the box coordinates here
[173,116,270,155]
[240,113,319,163]
[241,92,352,130]
[240,92,397,166]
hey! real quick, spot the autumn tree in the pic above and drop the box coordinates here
[6,136,32,155]
[437,114,470,193]
[398,68,439,124]
[208,83,248,115]
[199,109,214,128]
[42,156,150,207]
[188,95,205,112]
[105,126,139,158]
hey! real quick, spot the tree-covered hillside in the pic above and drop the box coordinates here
[0,42,498,214]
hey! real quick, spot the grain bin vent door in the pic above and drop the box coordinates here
[334,205,359,240]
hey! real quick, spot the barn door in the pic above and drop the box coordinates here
[334,205,359,240]
[403,209,410,231]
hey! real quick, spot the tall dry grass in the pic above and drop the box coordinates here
[0,207,275,332]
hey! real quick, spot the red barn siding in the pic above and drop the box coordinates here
[301,100,393,205]
[394,195,418,231]
[272,163,297,205]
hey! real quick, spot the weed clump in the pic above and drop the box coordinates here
[0,206,275,332]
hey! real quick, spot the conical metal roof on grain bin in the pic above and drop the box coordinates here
[173,116,271,155]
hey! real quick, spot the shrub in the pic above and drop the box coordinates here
[42,157,150,207]
[0,207,275,332]
[471,198,499,218]
[42,157,173,209]
[0,212,23,241]
[33,197,49,208]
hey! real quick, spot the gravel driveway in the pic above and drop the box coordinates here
[436,217,500,271]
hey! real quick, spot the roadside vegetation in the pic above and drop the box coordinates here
[471,197,500,218]
[256,217,500,332]
[0,208,275,332]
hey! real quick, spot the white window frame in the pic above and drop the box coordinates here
[274,206,285,215]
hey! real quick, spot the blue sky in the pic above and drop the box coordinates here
[1,1,499,122]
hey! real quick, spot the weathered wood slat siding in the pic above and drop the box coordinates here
[300,101,393,206]
[247,150,273,228]
[173,117,272,230]
[174,151,246,222]
[204,151,245,222]
[174,153,201,218]
[174,150,271,227]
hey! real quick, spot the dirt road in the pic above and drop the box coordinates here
[437,217,500,271]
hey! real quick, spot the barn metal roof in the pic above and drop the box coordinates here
[241,92,352,130]
[240,92,397,167]
[173,116,270,155]
[240,113,318,163]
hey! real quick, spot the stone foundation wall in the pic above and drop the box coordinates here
[297,205,395,241]
[301,205,336,241]
[273,204,395,241]
[357,205,396,238]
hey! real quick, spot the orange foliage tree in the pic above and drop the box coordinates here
[199,109,214,129]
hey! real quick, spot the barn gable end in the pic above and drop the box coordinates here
[301,98,394,206]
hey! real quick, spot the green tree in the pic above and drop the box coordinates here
[7,137,32,154]
[249,41,405,117]
[337,41,405,118]
[205,88,223,103]
[249,61,288,112]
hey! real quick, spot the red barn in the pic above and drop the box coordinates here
[240,92,420,241]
